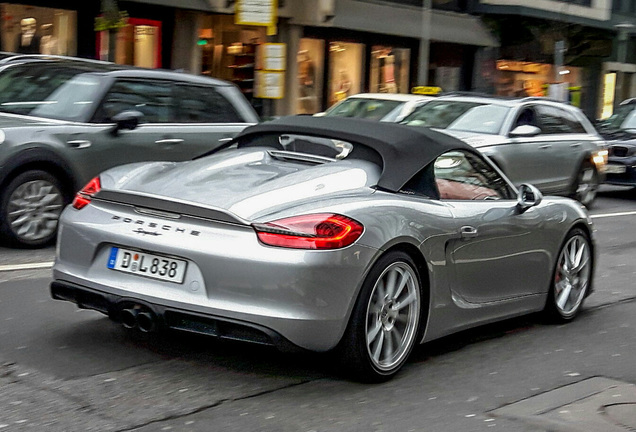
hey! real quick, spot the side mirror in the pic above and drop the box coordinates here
[516,184,543,212]
[509,125,541,138]
[111,110,143,135]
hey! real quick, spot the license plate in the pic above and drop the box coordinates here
[107,247,187,283]
[605,164,626,174]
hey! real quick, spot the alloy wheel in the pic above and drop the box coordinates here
[554,233,591,317]
[365,261,420,372]
[575,166,598,207]
[7,179,64,242]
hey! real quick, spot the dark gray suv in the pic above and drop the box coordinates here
[0,59,259,247]
[402,95,607,207]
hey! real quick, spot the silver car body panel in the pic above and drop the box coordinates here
[53,143,594,351]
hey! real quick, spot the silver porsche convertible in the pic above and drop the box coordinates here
[51,116,595,381]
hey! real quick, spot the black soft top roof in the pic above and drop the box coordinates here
[236,116,474,192]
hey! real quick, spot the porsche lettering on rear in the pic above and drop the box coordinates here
[111,215,200,236]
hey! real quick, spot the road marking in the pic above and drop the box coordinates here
[590,210,636,219]
[0,262,53,272]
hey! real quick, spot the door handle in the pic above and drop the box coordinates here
[460,226,478,239]
[538,144,551,149]
[155,138,184,145]
[570,143,581,148]
[218,137,233,143]
[67,140,91,149]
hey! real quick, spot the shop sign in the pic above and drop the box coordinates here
[411,86,442,96]
[235,0,277,27]
[255,43,286,99]
[256,43,286,71]
[255,70,284,99]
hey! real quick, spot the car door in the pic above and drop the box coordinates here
[58,78,182,188]
[172,83,257,158]
[533,104,581,192]
[434,150,552,303]
[494,104,560,190]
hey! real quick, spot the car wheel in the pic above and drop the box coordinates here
[339,251,423,382]
[572,163,598,208]
[544,228,592,322]
[0,170,65,248]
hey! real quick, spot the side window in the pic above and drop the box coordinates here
[560,108,587,133]
[177,85,243,123]
[95,80,174,123]
[433,151,515,200]
[512,107,539,129]
[536,105,572,134]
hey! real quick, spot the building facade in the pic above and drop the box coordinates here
[1,0,632,119]
[471,0,636,119]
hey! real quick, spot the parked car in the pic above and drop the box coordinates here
[401,95,608,207]
[594,99,636,187]
[315,93,433,122]
[51,116,595,382]
[0,58,259,247]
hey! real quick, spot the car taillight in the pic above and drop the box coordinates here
[253,213,364,250]
[72,177,101,210]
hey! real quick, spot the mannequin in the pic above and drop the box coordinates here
[40,23,58,55]
[16,17,40,54]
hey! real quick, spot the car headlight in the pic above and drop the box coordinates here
[592,149,608,167]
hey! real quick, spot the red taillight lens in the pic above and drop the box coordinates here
[253,213,364,250]
[72,177,101,210]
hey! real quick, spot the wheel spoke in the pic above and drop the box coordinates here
[392,268,411,302]
[383,329,394,361]
[372,330,385,363]
[557,283,572,310]
[395,291,417,310]
[384,269,397,298]
[367,321,382,344]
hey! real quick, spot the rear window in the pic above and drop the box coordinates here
[403,100,510,135]
[236,132,383,167]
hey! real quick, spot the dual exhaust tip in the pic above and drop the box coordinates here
[120,307,156,333]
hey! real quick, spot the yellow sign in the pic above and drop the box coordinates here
[256,43,286,71]
[411,86,442,96]
[235,0,277,27]
[255,70,285,99]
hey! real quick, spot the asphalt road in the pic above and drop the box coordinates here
[1,186,635,431]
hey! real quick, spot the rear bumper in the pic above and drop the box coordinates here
[51,280,300,352]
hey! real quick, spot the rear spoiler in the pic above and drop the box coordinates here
[95,189,249,226]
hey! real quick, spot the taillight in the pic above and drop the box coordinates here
[72,177,101,210]
[253,213,363,250]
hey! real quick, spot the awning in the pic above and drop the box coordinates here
[333,0,499,47]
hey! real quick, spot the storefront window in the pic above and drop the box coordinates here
[197,15,266,104]
[370,46,410,94]
[494,60,582,99]
[98,18,161,69]
[297,38,324,114]
[1,3,77,55]
[328,41,364,106]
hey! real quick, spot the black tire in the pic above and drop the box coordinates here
[544,228,592,323]
[571,162,598,208]
[0,170,66,248]
[338,251,424,382]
